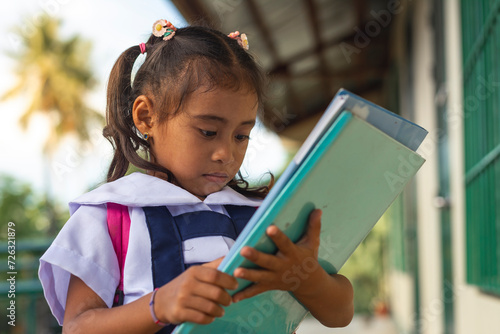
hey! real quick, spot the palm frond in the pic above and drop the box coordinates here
[4,13,99,154]
[1,80,26,101]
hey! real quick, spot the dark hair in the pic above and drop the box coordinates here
[103,25,273,198]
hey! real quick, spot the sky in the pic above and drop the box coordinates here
[0,0,287,204]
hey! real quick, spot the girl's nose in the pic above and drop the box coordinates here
[212,141,236,164]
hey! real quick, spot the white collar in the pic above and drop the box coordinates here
[69,172,262,214]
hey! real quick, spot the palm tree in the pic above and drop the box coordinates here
[3,14,102,153]
[2,14,102,233]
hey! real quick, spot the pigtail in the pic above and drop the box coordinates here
[103,44,172,182]
[103,46,139,182]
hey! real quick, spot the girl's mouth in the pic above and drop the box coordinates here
[203,173,229,183]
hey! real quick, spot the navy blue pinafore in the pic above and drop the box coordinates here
[142,205,256,334]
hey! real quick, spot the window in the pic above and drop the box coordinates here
[461,0,500,294]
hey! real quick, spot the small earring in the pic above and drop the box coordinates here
[143,132,149,141]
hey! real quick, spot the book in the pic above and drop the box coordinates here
[173,89,428,334]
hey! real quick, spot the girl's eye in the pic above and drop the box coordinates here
[200,129,217,137]
[235,134,250,141]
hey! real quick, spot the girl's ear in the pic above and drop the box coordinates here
[132,95,155,135]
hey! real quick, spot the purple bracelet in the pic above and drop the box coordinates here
[149,288,168,327]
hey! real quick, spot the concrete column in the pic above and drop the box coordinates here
[411,0,444,333]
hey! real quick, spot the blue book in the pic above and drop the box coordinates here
[173,89,428,334]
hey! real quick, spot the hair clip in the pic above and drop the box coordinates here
[228,31,249,50]
[131,43,147,87]
[153,19,177,41]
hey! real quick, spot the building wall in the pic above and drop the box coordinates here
[389,270,415,332]
[390,0,500,333]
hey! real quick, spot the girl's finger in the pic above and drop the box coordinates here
[193,266,238,291]
[189,280,233,306]
[180,295,226,318]
[233,267,276,283]
[265,225,296,256]
[298,209,322,248]
[202,256,224,269]
[232,283,269,303]
[240,246,282,270]
[172,307,218,325]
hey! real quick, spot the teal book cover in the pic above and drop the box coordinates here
[173,90,427,334]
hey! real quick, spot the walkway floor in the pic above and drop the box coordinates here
[296,315,398,334]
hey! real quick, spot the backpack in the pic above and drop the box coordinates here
[106,203,256,307]
[106,203,130,306]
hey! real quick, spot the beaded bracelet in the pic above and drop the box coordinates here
[149,288,168,327]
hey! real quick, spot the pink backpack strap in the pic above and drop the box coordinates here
[106,203,131,306]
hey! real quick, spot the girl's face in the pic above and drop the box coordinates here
[151,88,258,199]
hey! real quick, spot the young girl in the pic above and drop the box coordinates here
[39,20,354,333]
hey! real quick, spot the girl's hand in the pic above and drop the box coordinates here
[232,209,324,302]
[154,257,238,325]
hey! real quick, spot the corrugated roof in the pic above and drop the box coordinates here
[171,0,394,136]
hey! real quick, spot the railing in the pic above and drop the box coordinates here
[0,238,60,333]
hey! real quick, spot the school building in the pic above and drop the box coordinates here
[172,0,500,333]
[383,0,500,333]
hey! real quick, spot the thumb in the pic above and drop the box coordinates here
[202,256,225,269]
[305,209,322,244]
[297,209,322,248]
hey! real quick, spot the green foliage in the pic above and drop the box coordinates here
[0,174,68,239]
[339,215,389,314]
[0,176,65,333]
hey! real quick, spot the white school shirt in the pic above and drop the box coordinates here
[38,172,262,325]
